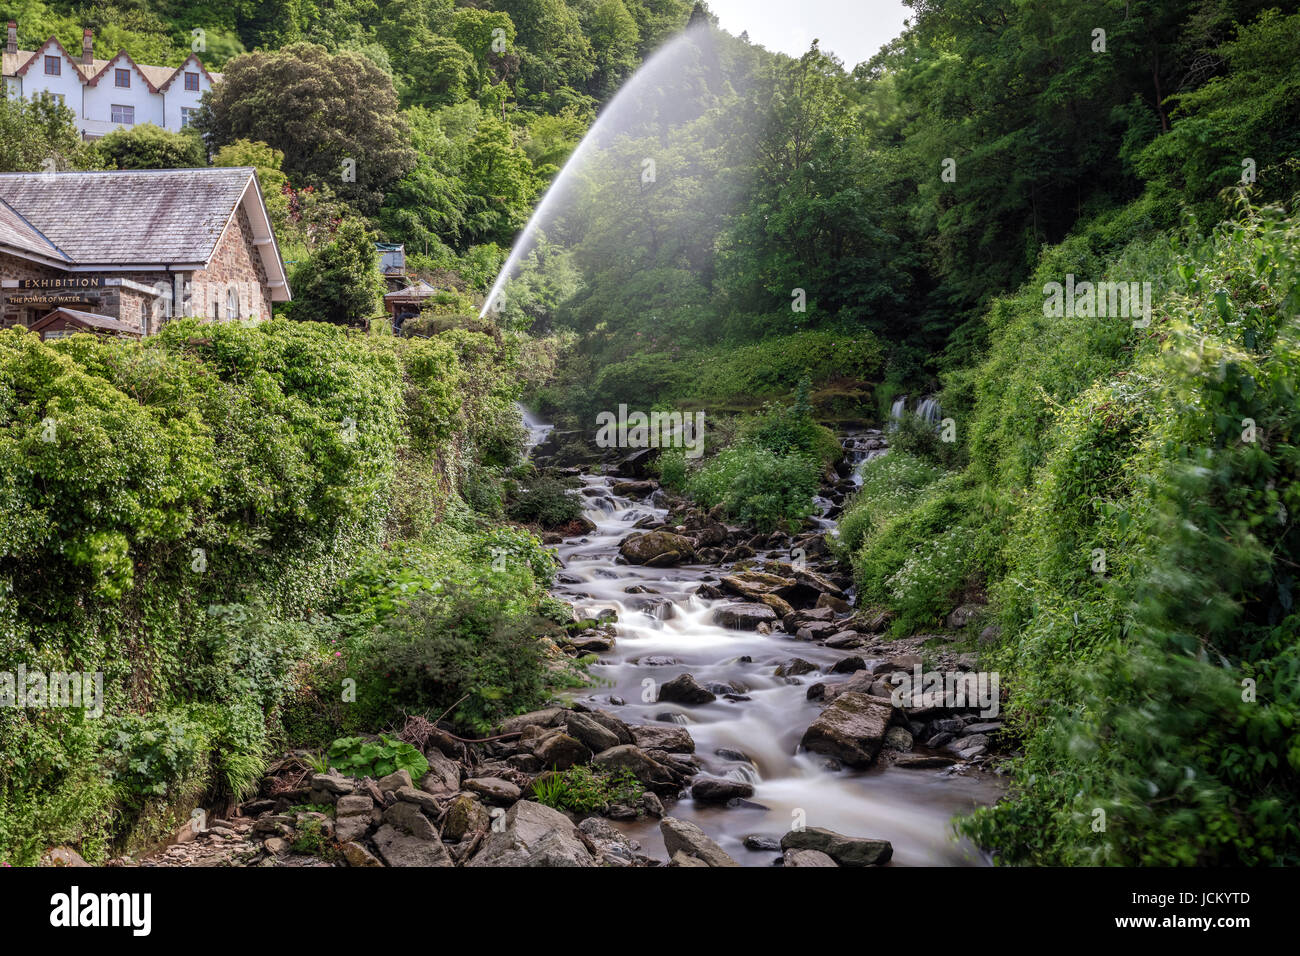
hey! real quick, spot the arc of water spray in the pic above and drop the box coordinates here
[479,29,703,319]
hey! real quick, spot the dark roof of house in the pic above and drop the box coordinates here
[29,307,141,335]
[0,168,254,265]
[0,196,69,263]
[384,280,438,301]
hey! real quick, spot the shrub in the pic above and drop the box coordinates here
[530,766,644,813]
[349,590,553,735]
[687,445,821,532]
[507,475,583,527]
[326,734,429,781]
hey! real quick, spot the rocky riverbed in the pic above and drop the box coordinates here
[125,429,1005,868]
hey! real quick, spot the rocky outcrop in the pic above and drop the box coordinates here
[800,692,895,767]
[780,827,893,866]
[465,801,596,867]
[619,530,697,566]
[659,817,739,867]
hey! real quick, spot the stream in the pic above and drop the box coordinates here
[548,435,1001,866]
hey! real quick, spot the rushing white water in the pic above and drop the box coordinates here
[517,402,554,458]
[551,472,1000,866]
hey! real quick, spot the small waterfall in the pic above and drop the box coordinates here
[887,394,942,431]
[916,396,942,425]
[517,403,553,458]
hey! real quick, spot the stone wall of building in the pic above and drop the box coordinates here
[1,252,80,328]
[188,206,273,320]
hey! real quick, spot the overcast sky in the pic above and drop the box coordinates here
[706,0,911,68]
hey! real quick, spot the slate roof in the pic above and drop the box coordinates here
[2,43,222,86]
[30,307,141,335]
[0,168,254,265]
[0,196,69,263]
[384,280,438,300]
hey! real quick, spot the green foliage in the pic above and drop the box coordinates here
[687,445,821,532]
[347,590,554,736]
[93,123,206,170]
[0,90,89,173]
[326,734,429,781]
[283,219,386,326]
[529,765,643,813]
[194,42,417,213]
[932,199,1300,864]
[506,475,583,527]
[0,314,545,860]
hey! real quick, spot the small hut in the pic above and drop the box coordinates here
[383,280,438,331]
[28,307,143,341]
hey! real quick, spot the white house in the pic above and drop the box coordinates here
[2,23,220,139]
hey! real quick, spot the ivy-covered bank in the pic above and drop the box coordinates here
[836,198,1300,865]
[0,319,571,865]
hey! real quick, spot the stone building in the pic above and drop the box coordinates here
[0,167,290,336]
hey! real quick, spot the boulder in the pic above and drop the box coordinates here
[339,841,383,867]
[381,800,438,841]
[565,711,622,754]
[757,593,796,619]
[799,692,894,767]
[631,724,696,753]
[713,603,778,630]
[464,777,522,805]
[466,801,596,868]
[579,817,640,867]
[619,531,697,566]
[657,673,716,705]
[612,480,657,498]
[372,824,454,867]
[774,658,817,678]
[584,709,635,745]
[592,745,683,796]
[780,827,893,866]
[784,848,838,867]
[443,793,491,841]
[420,749,461,794]
[376,769,412,794]
[690,776,755,803]
[497,708,567,735]
[531,730,593,770]
[660,817,739,867]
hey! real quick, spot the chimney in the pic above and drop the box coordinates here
[6,22,16,57]
[82,28,93,66]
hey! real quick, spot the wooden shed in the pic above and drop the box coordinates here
[28,307,143,341]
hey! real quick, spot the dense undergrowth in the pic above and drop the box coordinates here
[837,196,1300,864]
[0,318,569,865]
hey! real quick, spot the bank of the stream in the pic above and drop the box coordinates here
[133,424,1006,868]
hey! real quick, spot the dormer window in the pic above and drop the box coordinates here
[115,68,130,88]
[44,55,60,76]
[184,71,199,91]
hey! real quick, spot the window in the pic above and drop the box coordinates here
[114,68,130,88]
[111,104,134,125]
[40,92,65,106]
[226,288,240,320]
[180,107,198,129]
[44,55,60,76]
[184,72,199,92]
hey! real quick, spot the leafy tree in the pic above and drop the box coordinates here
[0,94,87,173]
[194,42,416,213]
[93,123,206,170]
[283,218,385,325]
